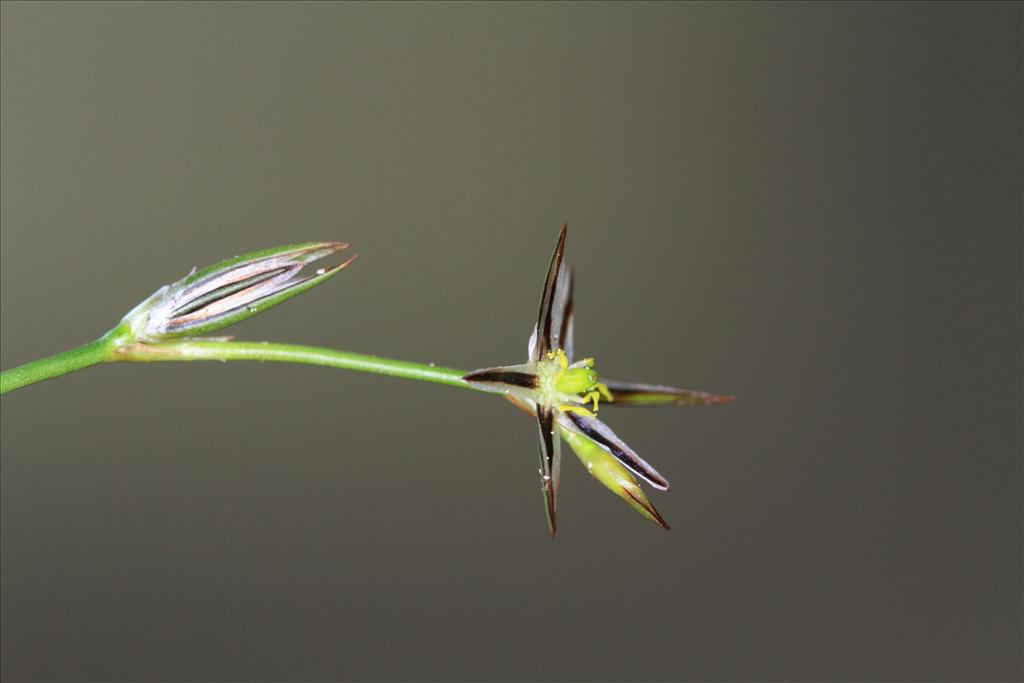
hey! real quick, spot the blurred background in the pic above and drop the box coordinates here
[1,3,1020,681]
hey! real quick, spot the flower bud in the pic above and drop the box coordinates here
[121,242,354,342]
[562,427,669,529]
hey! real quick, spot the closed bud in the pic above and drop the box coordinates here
[121,242,354,343]
[562,428,669,529]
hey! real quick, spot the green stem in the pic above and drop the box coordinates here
[2,332,484,396]
[0,336,116,395]
[116,340,477,391]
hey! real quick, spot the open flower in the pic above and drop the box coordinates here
[464,226,733,536]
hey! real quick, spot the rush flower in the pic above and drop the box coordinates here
[121,242,355,343]
[464,226,733,536]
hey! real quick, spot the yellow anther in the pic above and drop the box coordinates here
[561,404,596,418]
[596,382,613,402]
[543,349,607,418]
[547,349,570,379]
[581,390,601,412]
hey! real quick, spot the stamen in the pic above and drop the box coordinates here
[561,404,596,418]
[547,348,570,370]
[537,347,606,415]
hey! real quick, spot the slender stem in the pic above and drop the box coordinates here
[113,340,479,392]
[2,333,483,396]
[0,337,115,395]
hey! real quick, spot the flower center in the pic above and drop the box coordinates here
[536,349,610,417]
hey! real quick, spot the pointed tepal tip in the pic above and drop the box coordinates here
[288,241,355,278]
[712,394,737,405]
[331,252,358,273]
[303,241,349,254]
[545,511,558,540]
[649,509,671,531]
[290,241,349,262]
[546,501,558,540]
[622,487,671,530]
